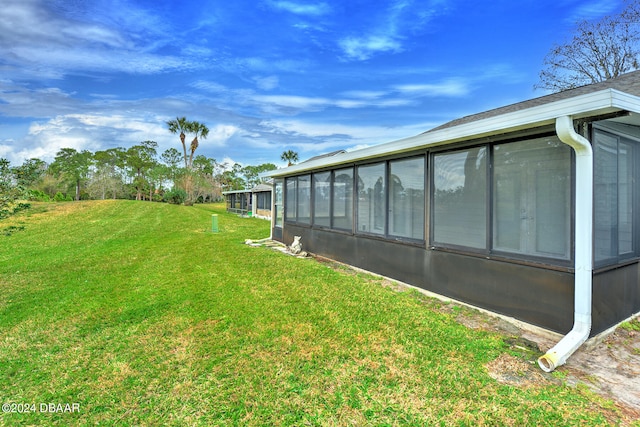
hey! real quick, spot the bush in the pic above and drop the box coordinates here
[15,202,31,212]
[1,225,25,236]
[0,195,30,220]
[53,192,73,202]
[27,190,50,202]
[163,188,187,205]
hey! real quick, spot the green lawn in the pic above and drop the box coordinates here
[0,200,629,425]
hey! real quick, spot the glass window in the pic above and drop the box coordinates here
[284,175,311,223]
[239,194,248,211]
[389,157,425,240]
[313,172,331,227]
[285,177,296,221]
[257,192,271,210]
[619,141,634,255]
[274,180,283,227]
[297,175,311,224]
[357,163,386,235]
[595,131,618,262]
[493,137,571,259]
[433,147,487,248]
[333,168,353,231]
[594,129,636,264]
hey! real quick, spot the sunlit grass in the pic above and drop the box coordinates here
[0,200,631,425]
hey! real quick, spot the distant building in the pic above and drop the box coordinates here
[223,182,272,219]
[265,71,640,371]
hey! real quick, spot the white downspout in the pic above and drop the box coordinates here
[537,116,593,372]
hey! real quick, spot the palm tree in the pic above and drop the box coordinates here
[166,117,209,205]
[281,150,299,166]
[166,117,191,169]
[188,121,209,169]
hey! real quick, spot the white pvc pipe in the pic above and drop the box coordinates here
[537,116,593,372]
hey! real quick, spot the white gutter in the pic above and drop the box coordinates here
[537,116,593,372]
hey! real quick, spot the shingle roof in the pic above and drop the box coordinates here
[250,183,272,192]
[429,70,640,132]
[303,149,347,163]
[222,183,273,195]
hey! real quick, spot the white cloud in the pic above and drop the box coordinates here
[0,0,193,79]
[338,35,402,61]
[259,118,418,144]
[254,94,331,110]
[225,56,310,74]
[254,91,416,113]
[190,81,229,94]
[181,45,214,57]
[269,1,331,16]
[5,113,175,164]
[335,98,414,109]
[394,79,470,97]
[253,75,280,91]
[339,90,388,100]
[14,118,97,163]
[8,45,189,77]
[566,0,621,22]
[207,125,240,147]
[0,143,14,158]
[219,156,240,168]
[335,0,444,61]
[0,82,79,118]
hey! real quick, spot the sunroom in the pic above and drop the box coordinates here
[266,71,640,370]
[223,183,273,219]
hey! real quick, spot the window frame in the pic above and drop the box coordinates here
[330,167,355,232]
[312,171,332,228]
[282,156,426,244]
[356,162,388,237]
[284,176,297,223]
[388,156,426,240]
[256,192,271,210]
[491,136,573,261]
[430,145,489,251]
[284,174,311,225]
[593,125,640,268]
[429,133,575,267]
[296,174,311,225]
[274,179,284,228]
[352,155,426,243]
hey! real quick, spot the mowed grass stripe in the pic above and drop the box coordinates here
[0,201,627,426]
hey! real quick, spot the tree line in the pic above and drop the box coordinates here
[0,116,282,218]
[0,144,276,206]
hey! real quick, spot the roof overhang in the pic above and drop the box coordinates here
[266,88,640,178]
[222,189,251,195]
[222,185,273,195]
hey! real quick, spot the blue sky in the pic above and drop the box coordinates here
[0,0,625,169]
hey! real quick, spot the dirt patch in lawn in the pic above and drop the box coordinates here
[460,308,640,424]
